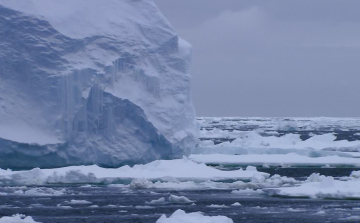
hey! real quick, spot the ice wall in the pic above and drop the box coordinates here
[0,0,198,168]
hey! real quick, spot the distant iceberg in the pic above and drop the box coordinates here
[0,0,198,168]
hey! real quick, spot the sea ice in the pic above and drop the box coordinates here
[265,173,360,199]
[0,158,268,186]
[145,197,166,205]
[0,214,40,223]
[169,195,193,203]
[190,153,360,167]
[67,200,92,205]
[156,209,233,223]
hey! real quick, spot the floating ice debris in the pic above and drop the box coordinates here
[156,209,233,223]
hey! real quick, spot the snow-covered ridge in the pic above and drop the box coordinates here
[0,0,198,168]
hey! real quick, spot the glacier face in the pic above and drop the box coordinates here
[0,0,198,168]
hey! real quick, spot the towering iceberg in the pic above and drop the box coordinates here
[0,0,198,168]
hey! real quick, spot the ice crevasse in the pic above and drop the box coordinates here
[0,0,198,168]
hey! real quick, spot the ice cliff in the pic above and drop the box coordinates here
[0,0,198,168]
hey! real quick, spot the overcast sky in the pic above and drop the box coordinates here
[155,0,360,117]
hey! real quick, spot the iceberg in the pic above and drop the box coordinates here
[0,0,198,168]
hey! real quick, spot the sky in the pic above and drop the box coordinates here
[155,0,360,117]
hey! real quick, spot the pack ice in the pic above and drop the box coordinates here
[0,0,198,168]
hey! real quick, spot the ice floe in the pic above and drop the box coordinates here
[0,214,40,223]
[156,209,233,223]
[190,154,360,167]
[169,195,193,203]
[66,200,92,205]
[0,158,268,186]
[265,173,360,199]
[145,197,166,205]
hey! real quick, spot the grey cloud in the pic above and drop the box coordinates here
[155,0,360,117]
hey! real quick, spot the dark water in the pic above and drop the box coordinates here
[1,186,360,223]
[1,168,360,223]
[1,168,359,222]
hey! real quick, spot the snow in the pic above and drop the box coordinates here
[169,195,193,203]
[190,154,360,167]
[0,158,268,186]
[156,209,233,223]
[0,0,197,168]
[0,215,40,223]
[0,0,174,39]
[265,173,360,199]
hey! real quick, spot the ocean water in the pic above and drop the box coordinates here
[1,168,360,223]
[1,117,359,222]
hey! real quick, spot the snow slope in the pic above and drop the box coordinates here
[0,0,197,168]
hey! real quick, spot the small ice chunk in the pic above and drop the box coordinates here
[169,195,193,203]
[287,208,305,212]
[146,197,165,205]
[231,202,242,206]
[129,178,153,189]
[350,171,360,178]
[56,204,72,209]
[232,188,263,195]
[67,200,92,205]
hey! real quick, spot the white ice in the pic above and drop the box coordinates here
[169,195,193,203]
[0,158,268,186]
[156,209,233,223]
[265,173,360,199]
[190,154,360,167]
[0,214,40,223]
